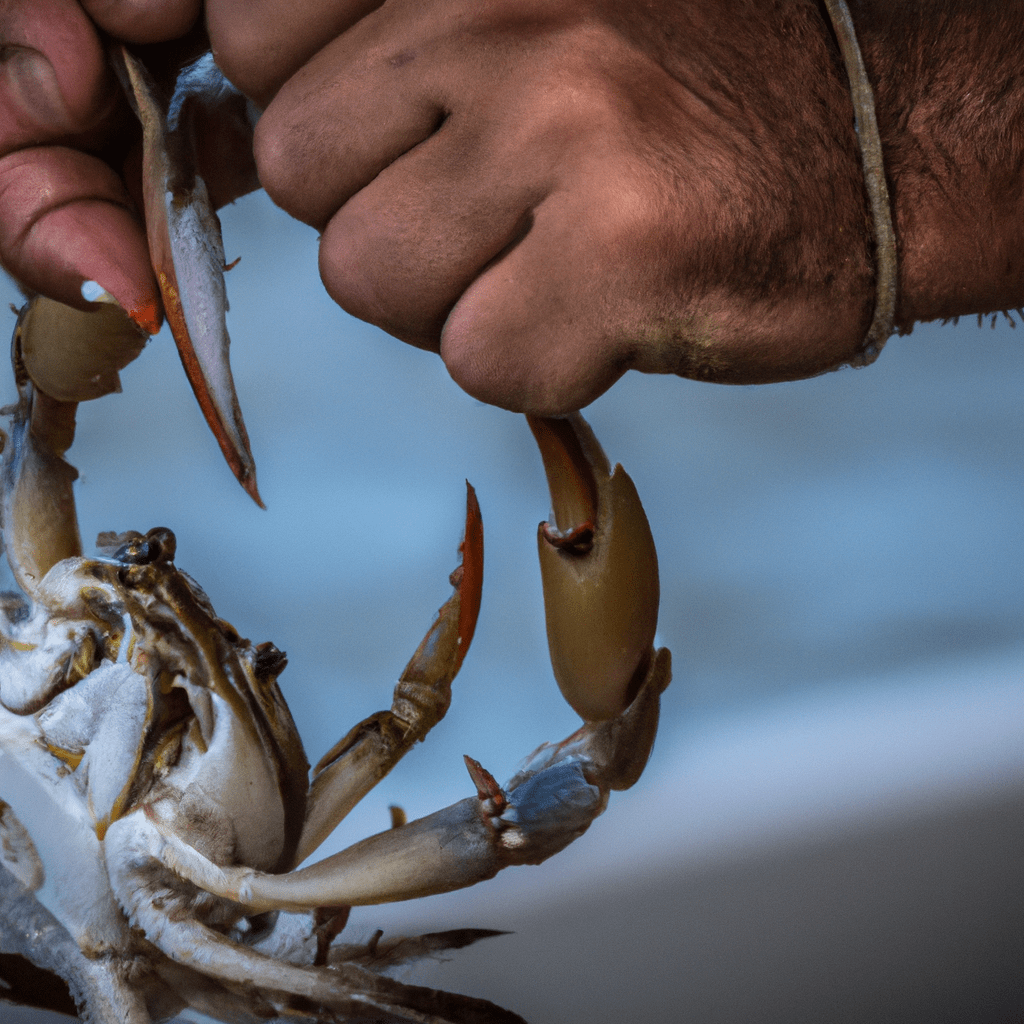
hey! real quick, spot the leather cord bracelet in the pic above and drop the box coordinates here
[822,0,897,364]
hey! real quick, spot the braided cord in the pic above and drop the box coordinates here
[822,0,897,362]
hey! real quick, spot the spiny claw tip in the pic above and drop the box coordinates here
[241,473,265,510]
[395,483,484,686]
[463,755,506,810]
[454,481,483,671]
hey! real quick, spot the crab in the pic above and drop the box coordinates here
[0,47,670,1024]
[0,294,670,1023]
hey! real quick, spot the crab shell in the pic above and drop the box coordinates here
[0,525,305,939]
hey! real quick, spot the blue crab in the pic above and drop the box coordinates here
[0,47,670,1024]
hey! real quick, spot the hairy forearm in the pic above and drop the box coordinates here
[856,0,1024,324]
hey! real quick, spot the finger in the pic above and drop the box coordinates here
[316,116,548,349]
[0,0,113,146]
[81,0,201,44]
[253,3,452,229]
[257,1,654,405]
[207,0,384,107]
[0,147,159,331]
[439,177,646,415]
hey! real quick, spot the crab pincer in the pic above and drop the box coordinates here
[147,413,670,913]
[112,46,263,506]
[527,413,662,722]
[294,483,484,863]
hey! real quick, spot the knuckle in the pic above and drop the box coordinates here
[317,215,392,328]
[252,106,323,226]
[209,0,379,106]
[319,212,444,349]
[442,310,619,415]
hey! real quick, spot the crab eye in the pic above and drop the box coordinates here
[254,642,288,683]
[113,537,155,564]
[145,528,176,563]
[111,527,176,566]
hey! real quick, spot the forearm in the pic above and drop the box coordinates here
[855,0,1024,325]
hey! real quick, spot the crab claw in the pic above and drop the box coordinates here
[527,413,660,722]
[114,47,263,507]
[17,294,147,406]
[141,453,669,911]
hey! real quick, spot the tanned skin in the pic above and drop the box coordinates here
[0,0,1021,413]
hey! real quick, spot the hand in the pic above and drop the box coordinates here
[1,0,876,415]
[0,0,257,332]
[210,0,876,414]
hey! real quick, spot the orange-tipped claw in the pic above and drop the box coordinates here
[527,414,660,722]
[399,481,484,684]
[116,47,262,507]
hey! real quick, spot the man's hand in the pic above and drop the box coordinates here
[0,1,173,328]
[212,0,874,413]
[0,0,256,333]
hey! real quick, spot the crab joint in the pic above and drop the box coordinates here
[527,413,660,722]
[293,483,484,864]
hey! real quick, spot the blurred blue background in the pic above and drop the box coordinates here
[4,189,1022,1023]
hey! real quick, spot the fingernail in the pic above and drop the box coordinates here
[3,47,73,135]
[81,280,115,303]
[82,280,161,335]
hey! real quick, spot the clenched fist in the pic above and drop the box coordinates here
[233,0,875,412]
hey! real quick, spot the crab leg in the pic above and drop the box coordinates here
[150,647,670,912]
[0,387,79,599]
[2,303,81,595]
[1,296,153,596]
[294,482,484,863]
[107,813,526,1024]
[146,413,670,910]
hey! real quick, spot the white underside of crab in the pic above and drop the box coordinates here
[0,699,130,957]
